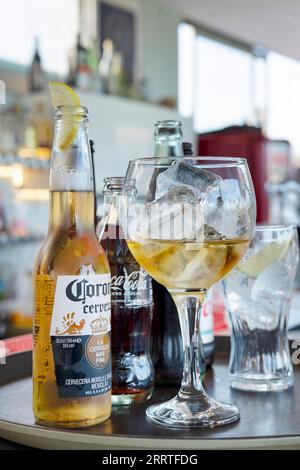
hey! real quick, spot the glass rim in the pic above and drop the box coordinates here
[55,105,88,119]
[154,120,182,128]
[128,156,247,168]
[255,224,297,232]
[103,176,124,193]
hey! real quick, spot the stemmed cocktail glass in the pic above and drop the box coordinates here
[121,157,256,428]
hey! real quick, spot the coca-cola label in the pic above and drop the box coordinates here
[111,269,152,305]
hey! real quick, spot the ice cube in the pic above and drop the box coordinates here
[224,273,266,330]
[204,179,251,238]
[224,271,255,324]
[251,262,292,303]
[244,301,277,331]
[225,286,278,331]
[130,186,204,241]
[224,270,253,301]
[179,243,227,288]
[226,293,259,330]
[247,262,292,330]
[152,241,227,289]
[203,224,225,240]
[154,244,189,283]
[156,186,199,204]
[224,264,289,332]
[155,161,221,200]
[134,239,173,258]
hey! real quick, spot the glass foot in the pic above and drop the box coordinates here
[146,392,240,429]
[230,374,294,392]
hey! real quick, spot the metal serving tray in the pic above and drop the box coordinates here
[1,338,300,450]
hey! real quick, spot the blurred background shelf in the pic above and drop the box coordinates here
[0,234,43,246]
[0,155,50,169]
[2,0,300,341]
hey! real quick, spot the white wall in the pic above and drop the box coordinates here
[79,90,194,189]
[80,0,180,103]
[140,0,179,102]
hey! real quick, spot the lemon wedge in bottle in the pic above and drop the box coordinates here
[49,81,81,150]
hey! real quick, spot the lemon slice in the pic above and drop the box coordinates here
[49,81,81,150]
[238,238,290,277]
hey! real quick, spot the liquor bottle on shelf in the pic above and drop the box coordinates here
[100,177,154,405]
[29,37,44,92]
[107,52,124,96]
[99,39,114,94]
[33,103,111,428]
[151,121,214,385]
[75,34,92,90]
[86,38,103,93]
[76,33,87,69]
[30,101,52,154]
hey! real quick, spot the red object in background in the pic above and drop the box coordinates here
[2,333,32,357]
[198,126,269,222]
[213,304,230,336]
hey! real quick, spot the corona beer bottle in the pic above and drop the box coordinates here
[33,104,111,427]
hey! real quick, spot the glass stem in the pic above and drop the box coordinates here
[170,290,207,397]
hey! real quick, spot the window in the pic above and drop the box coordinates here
[194,36,254,133]
[0,0,79,75]
[178,23,264,134]
[177,23,196,119]
[267,51,300,161]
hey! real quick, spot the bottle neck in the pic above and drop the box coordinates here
[154,139,183,157]
[103,191,121,226]
[49,190,95,232]
[154,122,184,157]
[49,111,95,232]
[33,38,40,61]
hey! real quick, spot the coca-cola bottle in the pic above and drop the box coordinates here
[151,121,214,385]
[99,177,154,405]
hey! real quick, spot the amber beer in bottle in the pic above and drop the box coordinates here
[33,105,111,427]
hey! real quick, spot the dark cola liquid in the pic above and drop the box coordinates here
[151,280,183,384]
[111,303,154,397]
[101,224,154,404]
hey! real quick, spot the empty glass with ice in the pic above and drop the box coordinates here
[121,157,256,428]
[223,225,299,392]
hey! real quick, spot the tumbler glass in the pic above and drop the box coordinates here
[224,225,299,392]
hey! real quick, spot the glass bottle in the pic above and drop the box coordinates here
[29,37,44,92]
[100,177,154,405]
[151,120,185,384]
[154,120,184,157]
[183,141,215,367]
[33,105,111,427]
